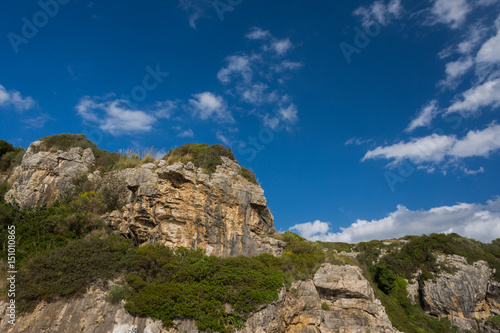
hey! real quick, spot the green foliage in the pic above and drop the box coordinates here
[355,234,500,283]
[487,315,500,329]
[108,285,125,304]
[375,264,396,294]
[241,167,258,184]
[164,143,236,174]
[17,235,131,312]
[376,288,458,333]
[0,147,24,172]
[282,232,327,280]
[321,302,330,311]
[123,246,285,332]
[0,199,105,265]
[0,140,15,157]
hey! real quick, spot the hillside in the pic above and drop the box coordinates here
[0,134,499,333]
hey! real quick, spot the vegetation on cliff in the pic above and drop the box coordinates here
[0,139,24,173]
[164,143,258,184]
[30,134,258,184]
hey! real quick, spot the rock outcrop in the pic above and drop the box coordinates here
[0,264,400,333]
[4,141,284,257]
[407,254,499,332]
[104,157,284,257]
[5,141,95,208]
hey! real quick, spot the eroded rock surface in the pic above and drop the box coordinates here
[5,141,94,209]
[420,255,498,332]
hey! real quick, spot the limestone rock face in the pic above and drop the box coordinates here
[0,264,400,333]
[0,286,169,333]
[421,255,498,332]
[5,141,95,209]
[104,157,283,257]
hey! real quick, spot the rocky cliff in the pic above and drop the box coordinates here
[4,138,283,257]
[405,254,500,332]
[0,264,400,333]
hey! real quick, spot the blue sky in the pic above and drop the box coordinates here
[1,0,500,243]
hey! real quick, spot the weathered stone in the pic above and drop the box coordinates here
[420,255,497,332]
[5,142,95,209]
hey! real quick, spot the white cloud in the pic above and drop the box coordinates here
[246,27,271,40]
[278,103,299,124]
[272,39,292,55]
[476,28,500,64]
[188,92,233,123]
[439,57,474,88]
[354,0,403,28]
[289,220,331,239]
[262,114,280,129]
[177,129,194,138]
[290,197,500,243]
[154,100,177,119]
[0,84,36,112]
[457,24,489,55]
[462,166,485,175]
[76,96,157,135]
[364,122,500,166]
[427,0,472,29]
[274,61,303,73]
[22,113,53,128]
[406,100,441,132]
[345,137,367,146]
[178,0,211,29]
[216,28,302,128]
[363,133,456,164]
[217,55,253,84]
[447,78,500,116]
[450,122,500,158]
[216,131,234,146]
[241,83,274,105]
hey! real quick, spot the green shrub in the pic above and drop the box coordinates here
[321,302,330,311]
[487,315,500,329]
[17,235,131,312]
[241,167,258,184]
[282,232,327,280]
[0,147,24,172]
[0,140,15,157]
[164,143,236,174]
[375,264,396,294]
[0,199,105,265]
[108,285,125,304]
[123,246,286,332]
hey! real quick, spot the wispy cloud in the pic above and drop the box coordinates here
[353,0,403,28]
[178,0,212,29]
[177,129,194,138]
[425,0,472,29]
[290,197,500,243]
[363,122,500,168]
[217,27,302,130]
[272,39,292,55]
[0,84,36,112]
[22,113,54,128]
[188,92,234,123]
[406,100,441,132]
[245,27,271,40]
[76,96,157,135]
[447,78,500,116]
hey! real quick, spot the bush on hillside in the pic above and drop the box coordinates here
[0,139,24,172]
[164,143,235,174]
